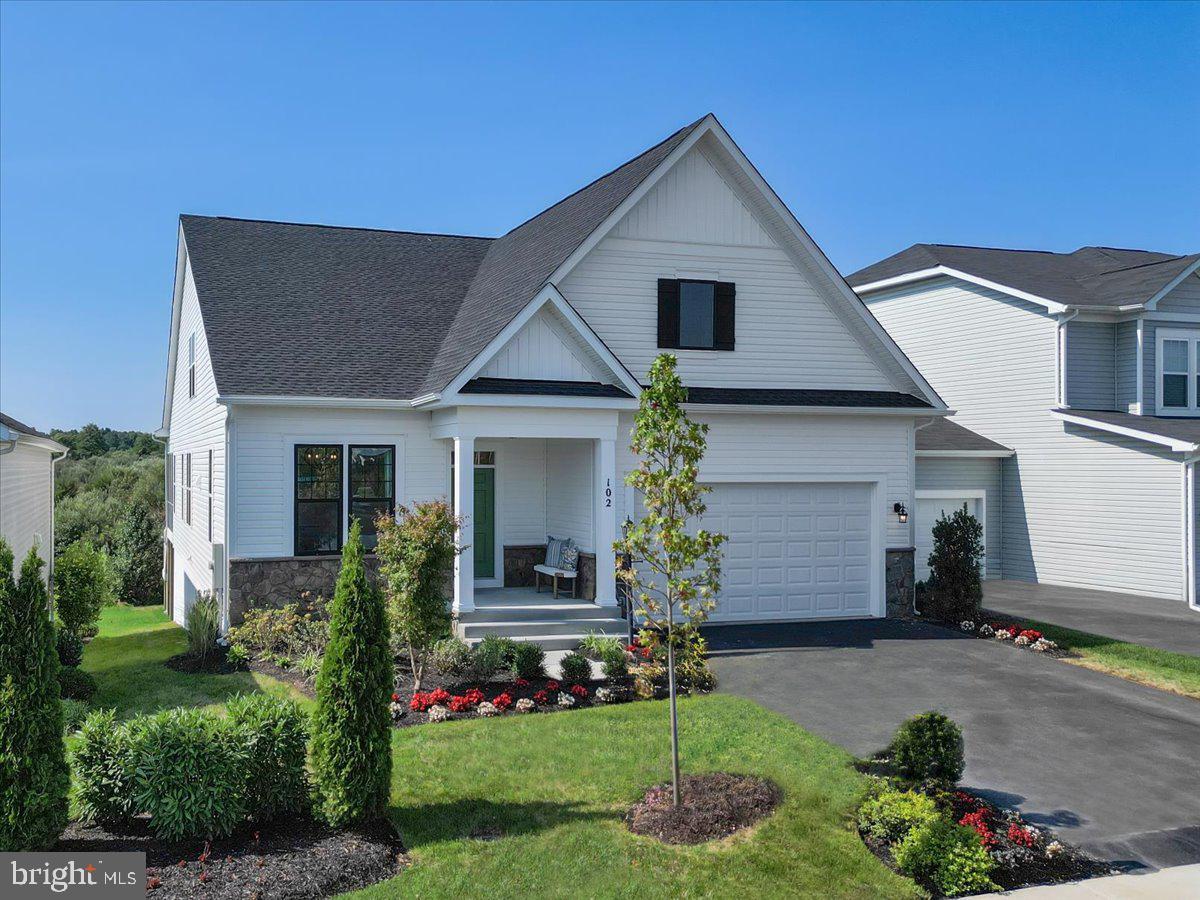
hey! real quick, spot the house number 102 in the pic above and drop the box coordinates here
[605,478,612,507]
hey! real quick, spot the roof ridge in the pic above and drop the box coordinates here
[1080,253,1193,279]
[497,115,708,238]
[923,242,1070,255]
[179,213,495,242]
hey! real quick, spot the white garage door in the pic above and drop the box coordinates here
[915,495,983,582]
[702,482,875,621]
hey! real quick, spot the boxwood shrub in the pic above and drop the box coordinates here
[559,650,591,684]
[890,711,964,784]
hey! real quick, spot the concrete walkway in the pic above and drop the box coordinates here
[706,619,1200,869]
[981,863,1200,897]
[982,581,1199,656]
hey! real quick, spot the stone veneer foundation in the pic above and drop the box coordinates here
[885,547,915,618]
[503,544,596,600]
[227,555,382,625]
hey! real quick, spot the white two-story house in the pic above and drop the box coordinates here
[159,114,957,643]
[850,245,1200,610]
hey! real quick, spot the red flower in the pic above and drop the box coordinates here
[959,811,997,847]
[391,692,400,702]
[147,877,161,890]
[448,694,473,713]
[492,692,514,710]
[533,689,550,705]
[1007,822,1037,847]
[198,872,210,884]
[546,680,560,691]
[1018,629,1042,642]
[570,684,589,698]
[625,644,638,653]
[430,687,451,705]
[409,692,433,712]
[515,678,530,687]
[640,647,652,659]
[463,687,484,705]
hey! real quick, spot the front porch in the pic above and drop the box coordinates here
[456,587,627,650]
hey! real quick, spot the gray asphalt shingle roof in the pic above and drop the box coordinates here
[848,244,1198,309]
[0,412,52,439]
[915,417,1011,453]
[181,117,706,401]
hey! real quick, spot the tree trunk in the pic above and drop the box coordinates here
[409,645,422,692]
[667,608,680,807]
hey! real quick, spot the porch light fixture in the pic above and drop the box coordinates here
[893,502,908,524]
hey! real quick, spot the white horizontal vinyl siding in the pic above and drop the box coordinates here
[1065,321,1114,410]
[1115,321,1138,413]
[561,145,895,392]
[0,442,55,572]
[545,439,594,551]
[166,259,226,623]
[915,456,1003,580]
[231,407,445,558]
[868,278,1186,600]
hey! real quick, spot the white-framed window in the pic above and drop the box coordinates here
[188,333,196,398]
[1156,327,1200,416]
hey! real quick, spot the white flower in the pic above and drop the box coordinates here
[995,629,1013,641]
[594,686,617,704]
[557,692,576,708]
[477,701,498,717]
[427,704,450,723]
[960,620,975,632]
[1014,634,1030,647]
[390,701,406,721]
[515,697,535,713]
[1046,840,1063,858]
[978,624,995,637]
[1032,638,1057,653]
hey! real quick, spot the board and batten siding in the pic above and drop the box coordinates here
[545,439,595,551]
[166,259,227,624]
[560,144,895,391]
[478,308,608,383]
[0,441,56,573]
[1064,321,1115,410]
[915,456,1003,580]
[866,277,1186,600]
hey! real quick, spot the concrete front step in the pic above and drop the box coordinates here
[459,617,626,640]
[465,603,618,623]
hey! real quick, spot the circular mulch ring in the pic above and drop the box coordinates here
[58,816,406,899]
[625,772,782,845]
[165,650,240,675]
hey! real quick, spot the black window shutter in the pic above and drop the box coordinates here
[657,279,680,348]
[714,281,736,350]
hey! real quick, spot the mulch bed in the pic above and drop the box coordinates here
[166,650,317,698]
[58,817,406,899]
[625,773,782,845]
[929,615,1074,660]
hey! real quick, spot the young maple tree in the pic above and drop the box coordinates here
[616,353,725,807]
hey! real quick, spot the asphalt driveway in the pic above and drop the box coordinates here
[706,619,1200,870]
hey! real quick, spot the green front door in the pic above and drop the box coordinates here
[473,467,495,578]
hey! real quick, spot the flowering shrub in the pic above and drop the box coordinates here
[1014,635,1030,647]
[557,693,575,708]
[515,698,535,713]
[427,704,449,723]
[1031,638,1057,653]
[514,678,530,688]
[448,695,473,713]
[532,690,550,705]
[978,624,995,637]
[491,692,513,711]
[1007,822,1037,847]
[409,693,434,712]
[463,688,484,705]
[958,810,997,848]
[960,620,975,632]
[594,686,616,704]
[1046,840,1063,857]
[569,684,589,699]
[430,687,451,705]
[390,698,406,721]
[545,681,560,692]
[994,629,1013,641]
[477,702,498,717]
[1018,629,1042,642]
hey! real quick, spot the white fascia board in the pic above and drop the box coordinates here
[217,395,414,410]
[683,404,954,417]
[432,394,638,411]
[161,227,189,431]
[9,431,69,454]
[1051,409,1199,453]
[440,283,643,401]
[916,449,1013,458]
[1145,259,1200,311]
[855,267,1070,314]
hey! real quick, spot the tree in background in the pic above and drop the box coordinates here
[0,540,69,850]
[112,504,162,605]
[920,505,984,622]
[54,440,162,556]
[54,541,115,637]
[311,520,392,826]
[375,501,461,692]
[615,354,725,807]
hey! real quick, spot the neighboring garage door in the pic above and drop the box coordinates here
[702,482,875,621]
[915,494,984,582]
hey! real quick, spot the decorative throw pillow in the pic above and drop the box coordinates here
[546,535,568,568]
[559,545,579,572]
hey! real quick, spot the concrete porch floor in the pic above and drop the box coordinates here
[455,586,627,651]
[982,580,1199,656]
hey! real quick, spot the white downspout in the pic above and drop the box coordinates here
[1056,309,1080,408]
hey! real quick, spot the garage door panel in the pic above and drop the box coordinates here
[706,481,876,622]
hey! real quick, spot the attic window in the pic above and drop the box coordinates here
[657,279,735,351]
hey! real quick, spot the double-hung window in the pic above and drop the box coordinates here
[295,445,343,555]
[1157,328,1200,416]
[349,446,395,551]
[185,453,192,525]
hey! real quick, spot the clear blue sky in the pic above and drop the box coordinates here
[2,1,1197,431]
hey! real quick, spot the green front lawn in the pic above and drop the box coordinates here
[1016,617,1200,700]
[83,606,918,899]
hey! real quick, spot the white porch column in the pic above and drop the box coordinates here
[594,437,618,607]
[453,435,475,614]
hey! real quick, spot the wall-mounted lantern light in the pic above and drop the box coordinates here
[893,502,908,524]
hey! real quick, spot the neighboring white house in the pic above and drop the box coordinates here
[160,114,963,643]
[850,245,1200,609]
[0,412,68,581]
